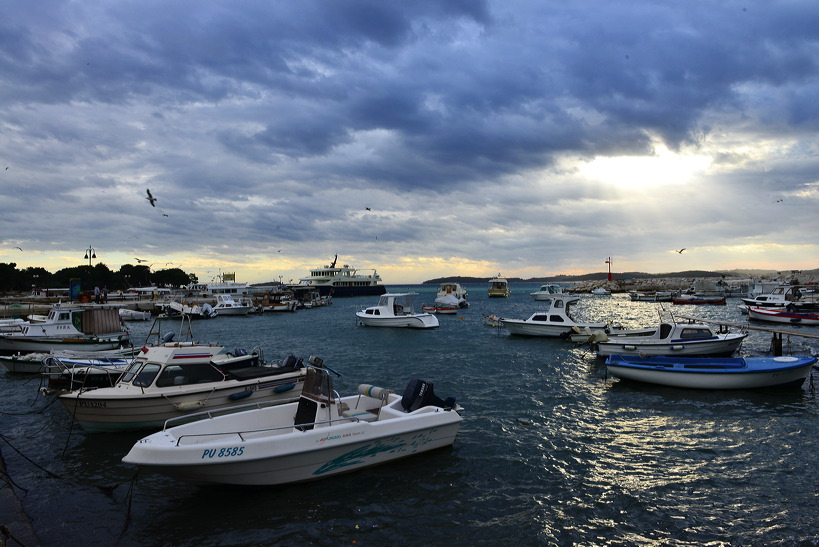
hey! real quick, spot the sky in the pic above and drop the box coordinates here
[2,1,818,285]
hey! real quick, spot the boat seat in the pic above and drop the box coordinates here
[342,408,379,422]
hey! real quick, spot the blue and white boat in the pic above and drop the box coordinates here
[605,354,817,389]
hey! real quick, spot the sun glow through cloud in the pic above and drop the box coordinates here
[579,145,712,189]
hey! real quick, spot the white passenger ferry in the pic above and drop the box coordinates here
[297,255,386,297]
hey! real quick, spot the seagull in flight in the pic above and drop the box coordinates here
[134,257,148,263]
[146,189,157,207]
[365,207,371,211]
[774,199,783,203]
[676,248,686,254]
[14,246,22,251]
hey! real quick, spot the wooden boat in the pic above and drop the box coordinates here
[122,358,462,486]
[605,354,817,389]
[56,342,307,432]
[594,321,747,357]
[356,293,439,328]
[747,306,819,325]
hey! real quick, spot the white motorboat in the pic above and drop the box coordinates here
[57,341,307,432]
[119,308,152,321]
[740,284,802,308]
[594,321,747,357]
[212,294,253,316]
[747,306,819,325]
[591,288,611,296]
[297,254,386,297]
[0,346,138,375]
[629,291,674,302]
[356,293,439,329]
[157,300,217,319]
[0,304,130,354]
[487,274,510,298]
[500,295,609,338]
[122,358,463,486]
[530,284,564,301]
[0,318,27,334]
[605,355,817,389]
[436,283,469,307]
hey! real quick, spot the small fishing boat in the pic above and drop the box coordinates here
[594,321,747,357]
[747,306,819,325]
[605,354,817,389]
[436,282,469,307]
[530,284,564,301]
[422,294,461,315]
[119,308,152,321]
[212,294,253,316]
[482,314,501,327]
[356,293,439,328]
[487,274,510,298]
[0,304,130,354]
[590,287,611,296]
[500,295,610,338]
[56,339,307,432]
[122,358,463,486]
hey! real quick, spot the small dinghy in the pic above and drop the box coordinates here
[122,357,463,485]
[605,354,817,389]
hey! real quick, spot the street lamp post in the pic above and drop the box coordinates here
[84,245,97,267]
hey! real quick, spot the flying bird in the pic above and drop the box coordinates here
[365,207,371,211]
[676,248,686,254]
[146,189,157,207]
[162,213,168,217]
[134,257,147,263]
[774,199,783,203]
[15,246,22,251]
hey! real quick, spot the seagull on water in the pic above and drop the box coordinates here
[146,189,157,207]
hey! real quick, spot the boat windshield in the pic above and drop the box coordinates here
[301,367,335,403]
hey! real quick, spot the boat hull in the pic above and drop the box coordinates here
[596,335,746,357]
[355,313,439,328]
[314,285,386,297]
[58,373,305,432]
[605,355,816,389]
[748,307,819,325]
[0,336,127,355]
[502,320,608,338]
[122,395,462,485]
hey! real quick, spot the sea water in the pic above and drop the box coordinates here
[1,284,818,546]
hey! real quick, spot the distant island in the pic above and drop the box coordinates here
[422,268,819,285]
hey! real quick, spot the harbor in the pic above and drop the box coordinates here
[1,283,818,545]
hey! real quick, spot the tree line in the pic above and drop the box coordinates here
[0,262,198,294]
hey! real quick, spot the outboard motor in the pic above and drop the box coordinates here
[401,379,456,412]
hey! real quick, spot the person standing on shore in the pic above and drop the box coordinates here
[94,286,101,304]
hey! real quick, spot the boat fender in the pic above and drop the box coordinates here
[623,345,636,351]
[358,384,390,400]
[174,400,205,410]
[228,390,253,401]
[670,345,685,350]
[274,383,295,393]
